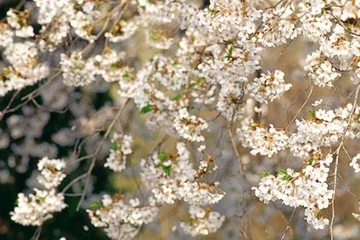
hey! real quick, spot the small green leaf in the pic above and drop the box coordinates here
[110,142,119,151]
[261,171,270,177]
[118,19,126,27]
[209,8,216,16]
[189,78,203,88]
[309,109,316,118]
[189,218,194,226]
[283,175,292,181]
[38,196,46,203]
[162,165,171,175]
[110,63,118,70]
[149,29,163,42]
[189,82,198,88]
[122,70,129,77]
[90,201,102,210]
[225,46,233,60]
[278,169,292,181]
[171,94,182,101]
[355,111,360,121]
[1,68,11,75]
[307,157,314,165]
[158,153,168,162]
[140,104,152,114]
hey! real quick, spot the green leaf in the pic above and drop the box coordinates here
[38,196,46,203]
[309,109,316,118]
[278,169,292,181]
[307,157,314,165]
[162,165,171,176]
[140,104,152,114]
[90,201,102,210]
[209,8,216,16]
[189,78,203,88]
[189,218,194,226]
[118,19,126,26]
[261,171,270,177]
[110,63,118,70]
[110,142,119,151]
[122,70,129,77]
[171,94,182,101]
[158,153,168,162]
[225,46,233,60]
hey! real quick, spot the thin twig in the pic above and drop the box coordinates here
[0,71,63,121]
[21,71,61,102]
[329,84,360,240]
[226,122,244,175]
[61,173,87,194]
[30,226,42,240]
[285,84,313,131]
[280,208,296,240]
[76,99,129,211]
[0,89,21,122]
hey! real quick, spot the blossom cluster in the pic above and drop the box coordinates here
[10,157,67,226]
[140,142,224,206]
[60,50,129,87]
[247,70,292,103]
[87,194,158,240]
[179,205,225,236]
[253,153,334,229]
[104,133,133,173]
[237,119,289,158]
[91,140,224,239]
[173,108,209,142]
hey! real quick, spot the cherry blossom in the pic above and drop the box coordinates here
[6,0,360,239]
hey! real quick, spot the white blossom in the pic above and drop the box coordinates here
[87,195,158,240]
[247,70,291,103]
[11,188,66,226]
[104,20,137,43]
[37,157,66,189]
[350,154,360,173]
[237,119,289,158]
[104,133,133,173]
[180,205,225,236]
[173,108,208,142]
[140,142,224,205]
[253,153,334,229]
[6,0,360,238]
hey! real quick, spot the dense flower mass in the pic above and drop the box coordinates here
[140,142,224,206]
[253,153,334,229]
[10,188,67,226]
[10,157,67,226]
[247,70,292,103]
[37,157,66,189]
[180,205,225,236]
[87,195,158,240]
[5,0,360,239]
[173,108,209,142]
